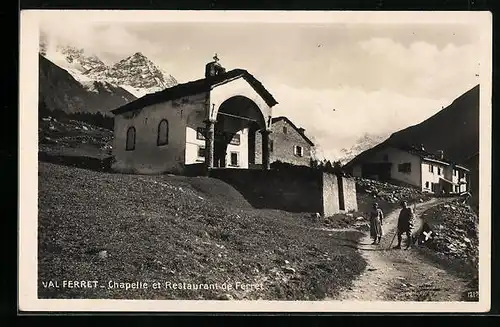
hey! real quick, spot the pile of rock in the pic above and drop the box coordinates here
[355,177,430,204]
[420,199,479,270]
[39,116,113,154]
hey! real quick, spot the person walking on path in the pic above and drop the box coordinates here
[369,202,384,245]
[395,200,415,249]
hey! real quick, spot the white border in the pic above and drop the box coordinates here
[19,10,492,313]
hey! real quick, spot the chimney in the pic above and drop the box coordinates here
[437,150,444,160]
[298,127,305,134]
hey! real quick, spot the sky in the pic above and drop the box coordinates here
[39,13,482,161]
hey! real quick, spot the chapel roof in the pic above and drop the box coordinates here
[111,69,278,115]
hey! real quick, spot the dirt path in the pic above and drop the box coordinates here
[330,198,471,301]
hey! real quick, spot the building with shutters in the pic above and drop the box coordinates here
[344,144,469,194]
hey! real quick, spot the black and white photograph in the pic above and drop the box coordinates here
[19,10,492,312]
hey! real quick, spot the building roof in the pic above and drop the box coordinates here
[271,116,315,146]
[111,69,278,115]
[344,143,469,170]
[397,145,451,165]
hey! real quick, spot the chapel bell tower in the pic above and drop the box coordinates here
[205,53,226,78]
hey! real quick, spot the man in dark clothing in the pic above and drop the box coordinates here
[395,201,414,249]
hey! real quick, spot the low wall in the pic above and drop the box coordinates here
[209,167,358,216]
[210,167,324,214]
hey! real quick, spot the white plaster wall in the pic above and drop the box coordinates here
[185,126,206,165]
[226,128,249,169]
[362,146,422,187]
[387,149,422,186]
[421,160,448,192]
[454,167,468,193]
[112,93,207,174]
[459,171,468,193]
[449,166,465,193]
[452,167,460,186]
[209,77,273,129]
[184,126,248,168]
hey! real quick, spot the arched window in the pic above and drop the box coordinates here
[126,127,136,151]
[157,119,169,146]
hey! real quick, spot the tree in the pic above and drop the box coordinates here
[324,160,333,172]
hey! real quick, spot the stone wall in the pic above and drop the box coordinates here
[210,167,323,214]
[209,167,358,216]
[322,173,340,216]
[340,176,358,212]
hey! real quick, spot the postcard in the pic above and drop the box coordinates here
[19,10,492,312]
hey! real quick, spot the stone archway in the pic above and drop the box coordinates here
[204,95,271,170]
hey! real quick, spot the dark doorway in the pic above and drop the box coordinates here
[361,162,392,181]
[337,175,345,211]
[247,123,258,165]
[230,152,239,167]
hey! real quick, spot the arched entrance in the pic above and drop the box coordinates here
[204,95,271,170]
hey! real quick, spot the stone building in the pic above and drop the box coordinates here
[110,56,278,175]
[253,116,314,167]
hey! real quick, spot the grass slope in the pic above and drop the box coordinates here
[38,162,366,300]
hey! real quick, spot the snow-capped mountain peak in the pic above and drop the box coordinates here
[101,51,178,96]
[55,45,108,75]
[337,133,389,164]
[41,43,178,98]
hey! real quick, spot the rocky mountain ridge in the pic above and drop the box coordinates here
[42,43,178,98]
[39,54,137,115]
[337,133,389,164]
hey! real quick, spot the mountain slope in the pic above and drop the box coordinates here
[44,44,178,98]
[386,84,479,163]
[346,85,480,167]
[39,55,137,115]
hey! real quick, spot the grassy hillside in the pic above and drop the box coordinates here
[38,162,366,300]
